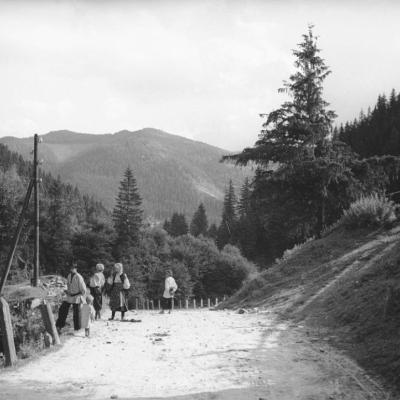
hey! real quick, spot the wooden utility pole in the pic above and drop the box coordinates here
[0,179,34,295]
[33,134,40,287]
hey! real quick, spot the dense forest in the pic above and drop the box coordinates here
[209,26,400,266]
[0,143,254,300]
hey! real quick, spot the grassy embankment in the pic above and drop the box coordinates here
[224,224,400,393]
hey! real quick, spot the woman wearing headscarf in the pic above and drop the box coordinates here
[89,263,105,320]
[107,263,130,320]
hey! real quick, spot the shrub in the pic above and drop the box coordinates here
[340,193,397,229]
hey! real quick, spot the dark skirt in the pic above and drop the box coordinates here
[90,286,103,312]
[109,282,128,312]
[162,297,173,310]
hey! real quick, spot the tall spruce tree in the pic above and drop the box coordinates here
[113,167,143,253]
[217,180,237,249]
[226,25,336,168]
[236,178,258,258]
[190,203,208,237]
[221,26,363,261]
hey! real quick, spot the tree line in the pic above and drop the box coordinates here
[0,148,254,299]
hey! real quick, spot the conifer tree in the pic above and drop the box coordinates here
[226,25,336,167]
[190,203,208,237]
[113,167,143,252]
[237,178,251,218]
[168,212,189,237]
[207,223,218,241]
[217,180,237,249]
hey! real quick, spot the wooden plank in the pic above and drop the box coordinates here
[0,298,17,366]
[40,302,60,345]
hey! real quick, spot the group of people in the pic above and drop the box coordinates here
[55,262,178,337]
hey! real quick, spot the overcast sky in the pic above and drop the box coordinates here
[1,0,400,151]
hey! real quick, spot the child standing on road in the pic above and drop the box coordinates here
[81,295,96,337]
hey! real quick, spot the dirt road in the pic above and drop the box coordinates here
[0,310,386,400]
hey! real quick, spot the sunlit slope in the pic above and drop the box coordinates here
[224,225,400,392]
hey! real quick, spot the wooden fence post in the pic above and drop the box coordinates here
[193,298,196,309]
[185,299,189,309]
[150,300,154,310]
[146,299,149,310]
[179,299,182,309]
[0,298,17,367]
[215,298,219,307]
[158,299,161,310]
[207,298,211,308]
[135,298,139,310]
[172,298,174,310]
[40,302,60,346]
[200,298,203,308]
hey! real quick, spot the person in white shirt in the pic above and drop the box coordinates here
[106,263,131,320]
[89,263,105,320]
[161,269,178,314]
[56,263,87,333]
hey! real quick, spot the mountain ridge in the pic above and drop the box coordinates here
[0,128,251,222]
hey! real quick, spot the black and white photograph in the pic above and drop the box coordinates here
[0,0,400,399]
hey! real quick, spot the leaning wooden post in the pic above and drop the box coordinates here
[40,301,60,345]
[200,298,203,308]
[0,298,17,367]
[185,298,189,309]
[158,299,161,310]
[215,297,219,307]
[207,298,211,308]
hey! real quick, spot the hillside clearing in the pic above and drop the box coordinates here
[0,310,385,400]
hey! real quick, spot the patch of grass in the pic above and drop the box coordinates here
[340,193,397,229]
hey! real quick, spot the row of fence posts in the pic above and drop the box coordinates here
[133,296,226,311]
[0,295,226,367]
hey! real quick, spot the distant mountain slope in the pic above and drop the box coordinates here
[0,128,251,221]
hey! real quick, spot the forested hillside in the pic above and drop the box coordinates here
[0,128,250,222]
[0,142,254,300]
[0,143,110,277]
